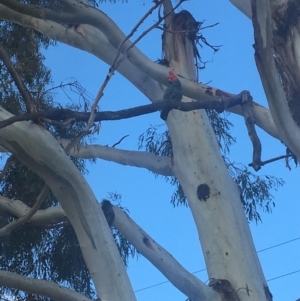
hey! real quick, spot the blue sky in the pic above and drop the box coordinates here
[45,0,300,300]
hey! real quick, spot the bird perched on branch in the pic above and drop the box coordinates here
[160,71,183,121]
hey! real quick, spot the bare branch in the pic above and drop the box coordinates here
[0,184,49,236]
[111,135,129,148]
[241,92,262,171]
[0,196,219,301]
[0,3,281,144]
[66,0,171,151]
[81,0,184,139]
[0,270,93,301]
[110,203,221,301]
[249,153,294,168]
[0,44,36,113]
[0,196,67,226]
[0,92,246,129]
[112,0,165,66]
[59,138,173,176]
[123,0,185,57]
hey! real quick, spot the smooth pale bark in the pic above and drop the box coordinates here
[0,196,67,226]
[0,108,136,301]
[229,0,252,18]
[0,195,220,301]
[162,5,268,300]
[112,206,221,301]
[58,138,173,176]
[0,270,93,301]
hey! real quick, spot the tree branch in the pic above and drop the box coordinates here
[0,44,36,113]
[241,92,262,171]
[65,1,169,150]
[0,184,49,236]
[0,270,93,301]
[0,195,67,226]
[109,203,221,301]
[59,138,173,176]
[250,153,294,169]
[0,195,220,301]
[0,91,245,129]
[0,3,281,144]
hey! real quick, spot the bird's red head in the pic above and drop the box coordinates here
[168,71,178,81]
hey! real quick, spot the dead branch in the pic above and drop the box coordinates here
[241,92,262,171]
[123,0,185,57]
[67,0,172,151]
[250,153,294,168]
[111,135,129,148]
[0,184,49,236]
[0,44,37,113]
[157,22,220,34]
[83,0,185,131]
[112,0,165,66]
[0,90,247,129]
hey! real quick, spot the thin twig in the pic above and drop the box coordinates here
[111,0,165,68]
[124,0,185,55]
[66,0,184,152]
[157,22,220,34]
[111,135,129,148]
[0,184,49,236]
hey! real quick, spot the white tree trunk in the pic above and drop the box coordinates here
[0,108,136,301]
[162,7,269,300]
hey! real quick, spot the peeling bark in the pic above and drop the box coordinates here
[251,0,300,161]
[272,0,300,126]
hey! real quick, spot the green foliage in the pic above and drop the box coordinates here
[206,110,236,155]
[138,111,284,222]
[138,124,172,158]
[228,162,284,222]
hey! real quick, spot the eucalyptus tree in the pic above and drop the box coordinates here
[0,1,299,301]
